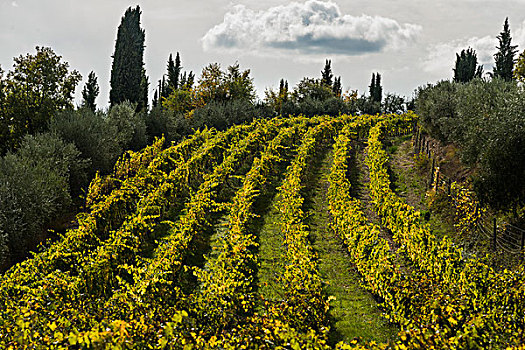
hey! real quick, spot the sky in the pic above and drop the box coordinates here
[1,0,525,108]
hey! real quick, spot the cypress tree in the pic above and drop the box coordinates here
[174,53,181,89]
[109,6,146,108]
[167,52,182,93]
[321,59,333,87]
[139,68,149,111]
[152,90,158,108]
[157,79,162,102]
[180,72,187,89]
[493,17,518,81]
[160,76,169,100]
[369,73,376,99]
[453,48,483,83]
[81,71,99,112]
[374,73,382,103]
[186,71,195,89]
[332,76,342,97]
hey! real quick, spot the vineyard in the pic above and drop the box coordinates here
[1,112,525,349]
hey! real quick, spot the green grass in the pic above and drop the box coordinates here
[304,147,397,346]
[387,137,456,239]
[255,186,288,302]
[255,143,398,345]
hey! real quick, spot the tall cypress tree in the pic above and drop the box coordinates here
[332,76,342,97]
[454,48,483,83]
[160,76,169,99]
[81,71,99,112]
[369,73,376,99]
[109,6,146,108]
[321,59,333,87]
[493,17,518,81]
[139,68,149,111]
[374,73,382,103]
[152,90,158,108]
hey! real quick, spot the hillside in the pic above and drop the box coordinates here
[1,113,524,349]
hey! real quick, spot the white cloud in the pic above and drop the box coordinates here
[423,36,496,74]
[202,0,422,56]
[11,1,18,7]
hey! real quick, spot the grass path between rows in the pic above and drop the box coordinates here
[305,146,397,345]
[255,175,288,302]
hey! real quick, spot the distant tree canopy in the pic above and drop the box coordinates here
[81,71,100,112]
[161,62,255,115]
[109,5,147,110]
[195,62,255,104]
[493,17,518,82]
[152,52,194,109]
[291,78,334,103]
[360,72,383,114]
[0,46,81,153]
[453,48,483,83]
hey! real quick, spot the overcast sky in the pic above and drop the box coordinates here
[1,0,525,108]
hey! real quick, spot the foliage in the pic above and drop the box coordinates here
[451,182,485,236]
[81,71,99,112]
[145,105,175,142]
[194,62,255,105]
[0,46,81,151]
[321,59,333,87]
[50,108,120,175]
[107,101,147,152]
[140,68,149,112]
[332,76,342,97]
[109,6,146,110]
[180,99,269,132]
[493,17,518,82]
[163,86,199,114]
[0,66,8,155]
[167,52,181,93]
[514,49,525,82]
[414,80,458,142]
[382,93,406,114]
[364,116,525,348]
[415,78,525,207]
[453,47,483,83]
[0,133,85,265]
[3,113,525,348]
[264,78,289,115]
[292,77,333,103]
[369,72,382,104]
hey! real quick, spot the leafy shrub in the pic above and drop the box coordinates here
[0,133,85,264]
[145,105,175,142]
[415,78,525,208]
[50,108,120,176]
[415,80,458,142]
[51,102,147,176]
[181,99,267,132]
[106,101,147,151]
